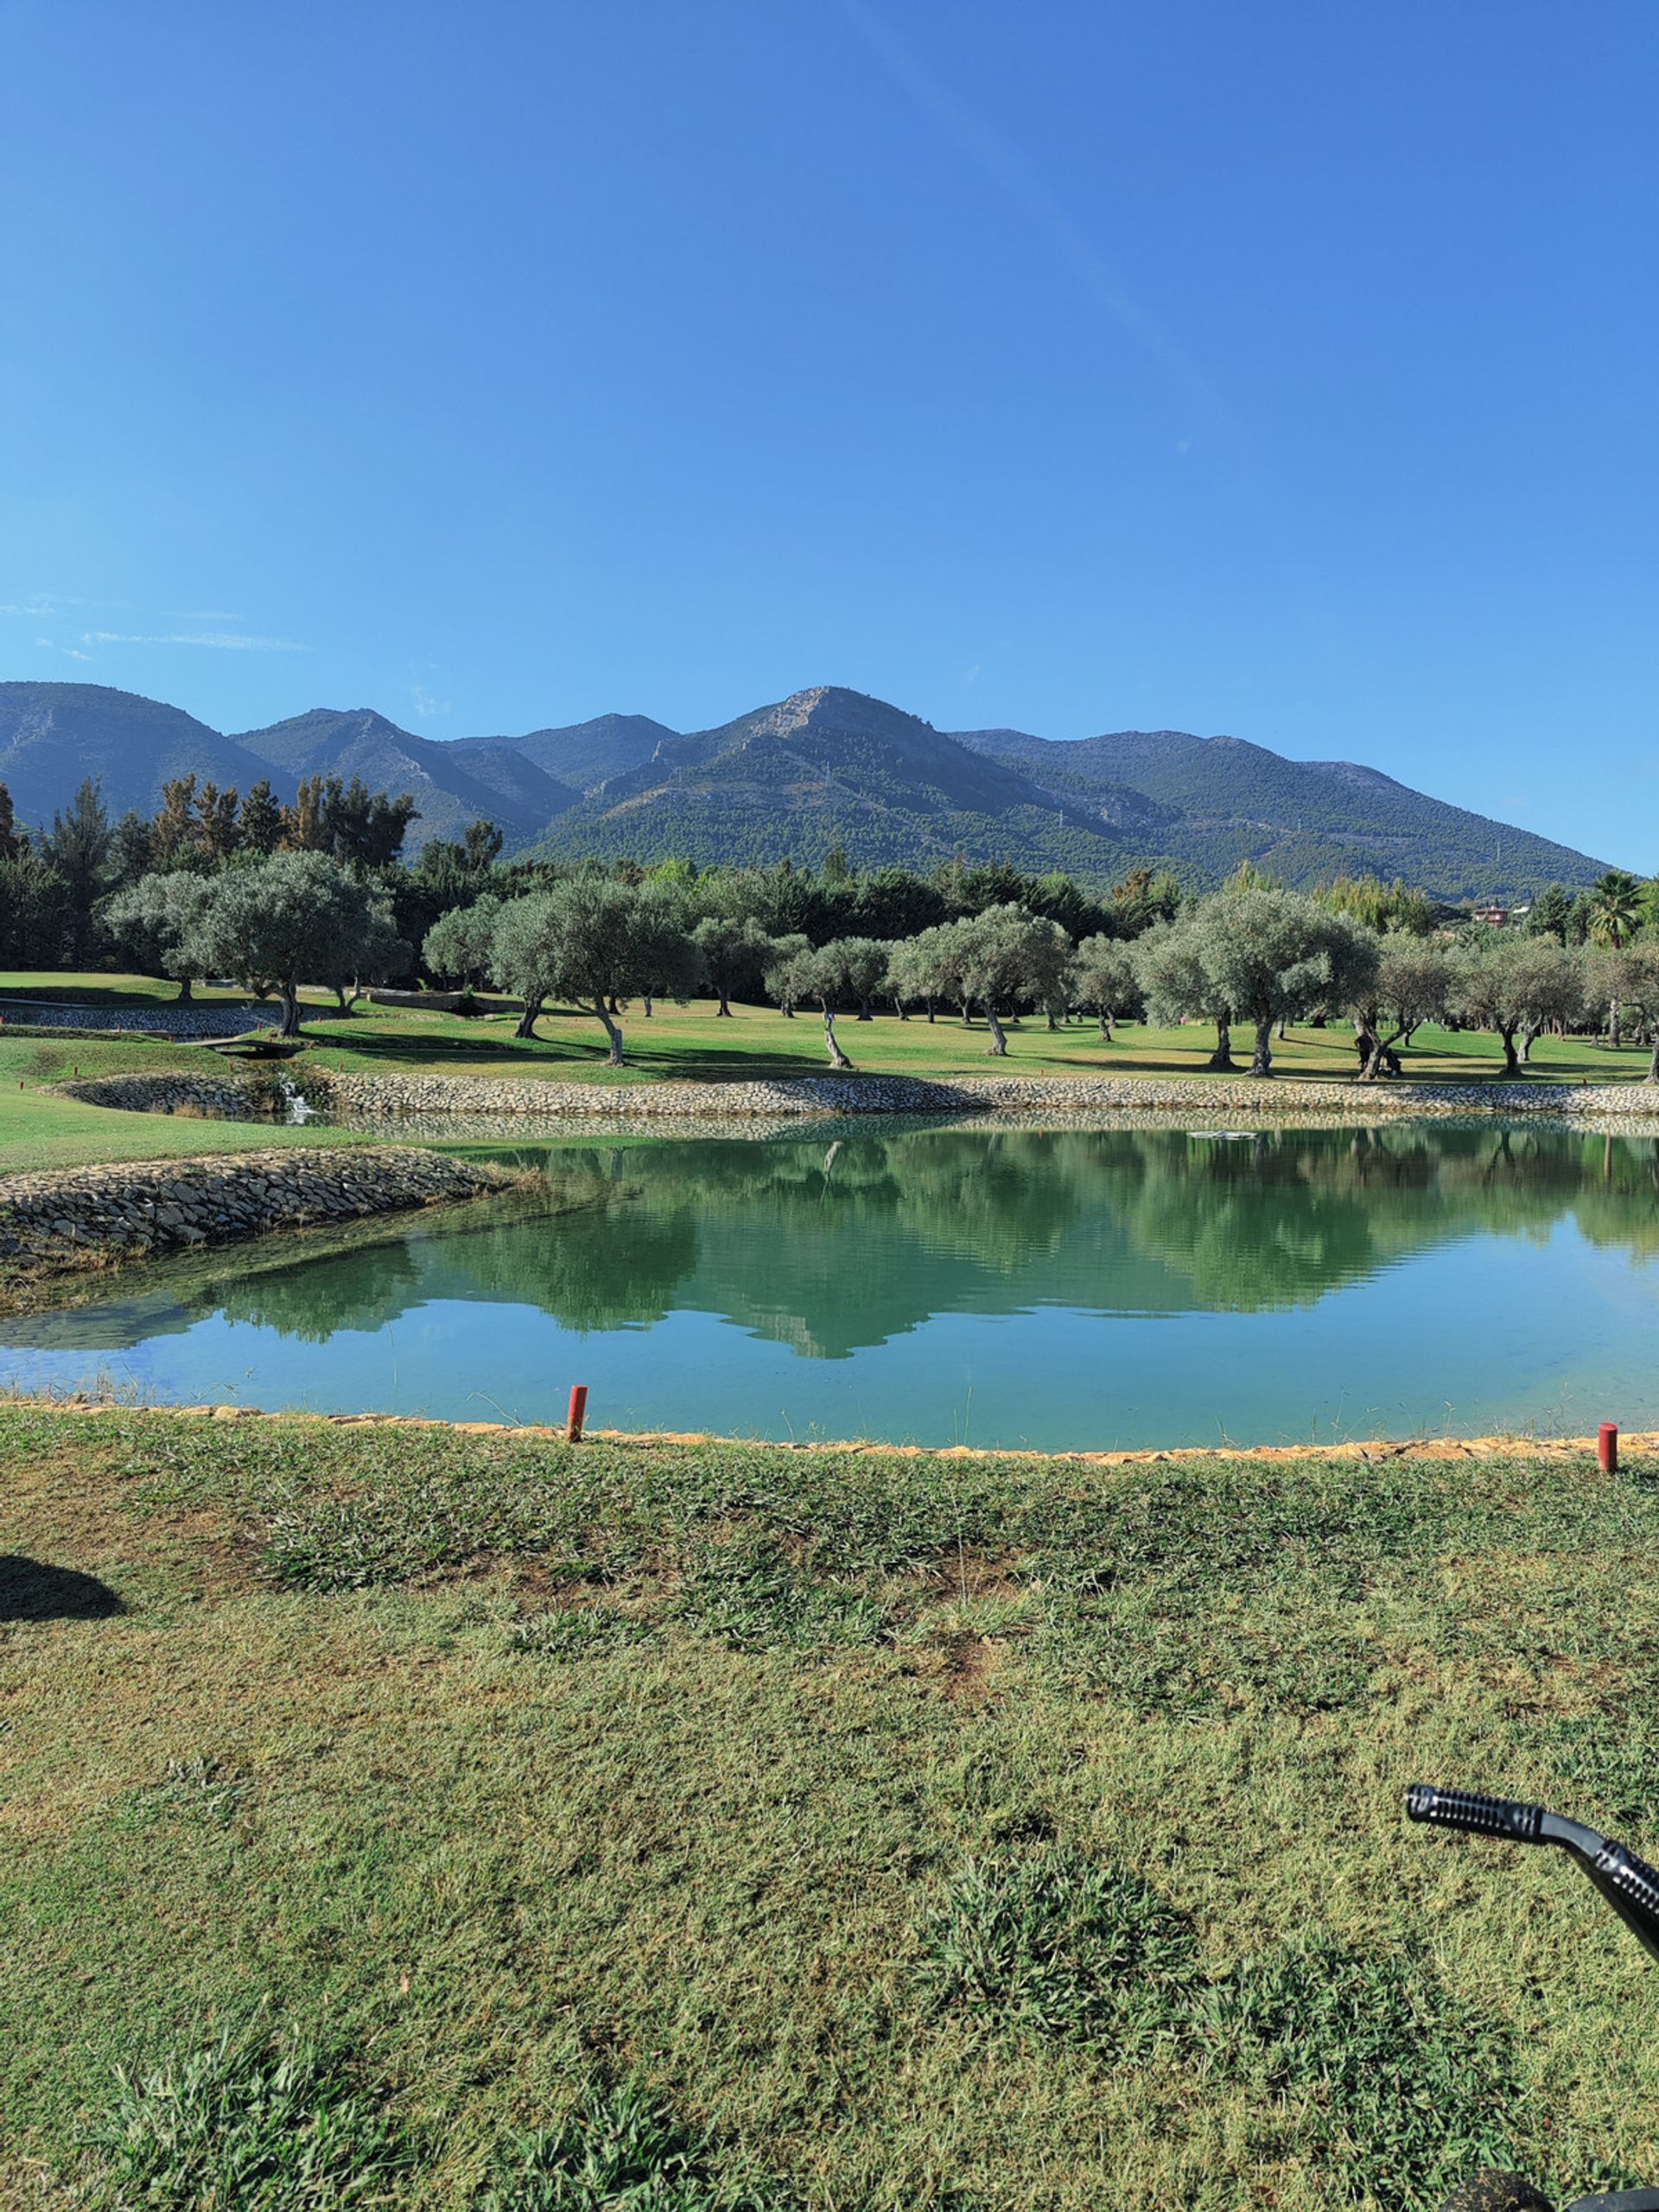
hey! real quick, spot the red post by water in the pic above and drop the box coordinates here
[1599,1422,1619,1474]
[566,1384,588,1444]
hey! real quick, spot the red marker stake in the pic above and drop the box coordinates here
[566,1384,588,1444]
[1599,1422,1619,1474]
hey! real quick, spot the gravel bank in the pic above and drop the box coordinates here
[0,1147,511,1281]
[54,1066,1659,1123]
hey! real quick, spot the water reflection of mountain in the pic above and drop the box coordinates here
[9,1125,1657,1363]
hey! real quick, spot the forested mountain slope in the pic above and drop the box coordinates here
[0,678,1612,895]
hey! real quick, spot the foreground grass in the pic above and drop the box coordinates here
[3,1408,1657,2209]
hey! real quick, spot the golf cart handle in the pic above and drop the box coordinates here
[1407,1783,1543,1840]
[1408,1782,1659,1966]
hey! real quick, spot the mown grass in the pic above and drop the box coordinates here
[3,1408,1658,2209]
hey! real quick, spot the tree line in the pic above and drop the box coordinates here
[3,770,1656,1076]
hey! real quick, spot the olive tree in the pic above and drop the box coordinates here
[918,905,1072,1054]
[1448,932,1586,1076]
[491,877,696,1065]
[1136,889,1378,1077]
[186,850,404,1037]
[1069,934,1141,1041]
[1351,938,1453,1078]
[885,934,937,1021]
[1133,915,1240,1069]
[899,922,973,1024]
[423,894,503,989]
[1614,938,1659,1081]
[798,944,857,1069]
[320,900,408,1014]
[761,933,814,1017]
[103,869,216,1003]
[690,912,773,1017]
[813,936,891,1020]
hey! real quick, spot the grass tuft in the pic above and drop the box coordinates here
[669,1533,887,1652]
[78,2029,410,2210]
[480,2078,782,2212]
[1198,1940,1522,2210]
[916,1843,1198,2050]
[509,1607,658,1659]
[158,1756,251,1827]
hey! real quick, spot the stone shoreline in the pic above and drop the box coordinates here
[0,1147,511,1282]
[53,1065,1659,1124]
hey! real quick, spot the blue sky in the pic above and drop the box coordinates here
[2,0,1654,863]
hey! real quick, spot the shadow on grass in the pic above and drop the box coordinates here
[0,1554,124,1622]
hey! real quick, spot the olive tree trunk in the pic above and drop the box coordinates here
[1207,1014,1235,1071]
[822,1007,853,1069]
[514,997,543,1039]
[1249,1018,1274,1077]
[277,982,302,1039]
[590,1001,625,1066]
[984,1007,1009,1056]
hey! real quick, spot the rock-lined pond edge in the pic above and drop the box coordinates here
[0,1146,512,1286]
[52,1065,1659,1125]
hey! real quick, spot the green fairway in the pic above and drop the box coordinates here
[3,1408,1656,2210]
[1,972,1654,1182]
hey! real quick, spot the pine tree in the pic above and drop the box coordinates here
[198,782,242,861]
[152,774,200,862]
[240,779,283,855]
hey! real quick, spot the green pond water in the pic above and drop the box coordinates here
[5,1120,1659,1450]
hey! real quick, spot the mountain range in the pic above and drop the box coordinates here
[0,677,1611,899]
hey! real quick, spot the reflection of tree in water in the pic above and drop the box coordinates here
[214,1242,424,1342]
[198,1125,1659,1357]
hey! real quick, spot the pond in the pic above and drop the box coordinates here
[6,1120,1659,1450]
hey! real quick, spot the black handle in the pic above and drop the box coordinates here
[1590,1843,1659,1964]
[1406,1783,1544,1842]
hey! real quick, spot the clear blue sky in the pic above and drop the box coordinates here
[2,0,1654,863]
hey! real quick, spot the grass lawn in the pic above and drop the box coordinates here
[1,972,1654,1180]
[3,1407,1657,2209]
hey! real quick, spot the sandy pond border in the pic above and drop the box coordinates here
[3,1394,1652,1471]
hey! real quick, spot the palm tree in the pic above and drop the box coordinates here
[1588,869,1643,950]
[1588,871,1645,1047]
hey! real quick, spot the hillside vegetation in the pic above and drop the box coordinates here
[0,679,1613,897]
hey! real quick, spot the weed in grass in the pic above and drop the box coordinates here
[78,2029,410,2210]
[510,1607,658,1659]
[261,1479,593,1593]
[916,1843,1198,2052]
[480,2078,783,2212]
[158,1757,251,1827]
[670,1534,886,1653]
[1198,1939,1523,2211]
[1033,1588,1376,1719]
